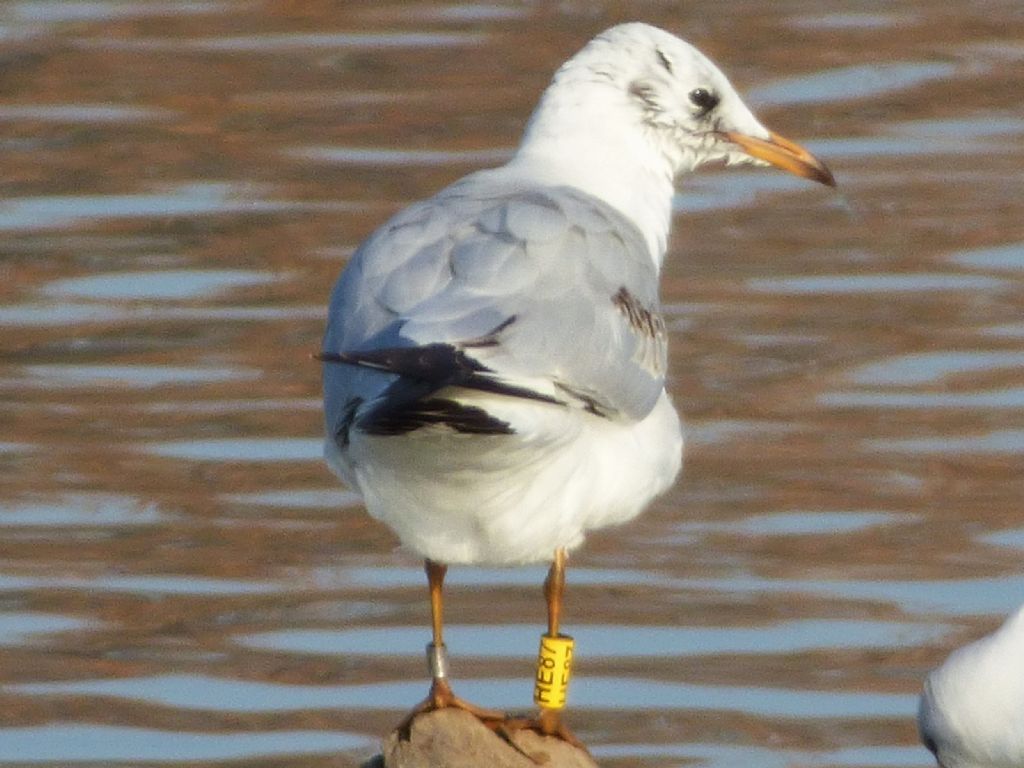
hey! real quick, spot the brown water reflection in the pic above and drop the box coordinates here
[1,1,1023,766]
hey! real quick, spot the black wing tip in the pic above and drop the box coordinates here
[359,398,514,436]
[318,343,563,408]
[317,344,484,381]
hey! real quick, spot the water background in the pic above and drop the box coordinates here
[1,2,1023,766]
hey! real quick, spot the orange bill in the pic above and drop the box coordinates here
[721,129,836,187]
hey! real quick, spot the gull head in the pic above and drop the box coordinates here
[519,23,834,188]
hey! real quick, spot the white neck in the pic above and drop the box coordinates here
[505,76,677,269]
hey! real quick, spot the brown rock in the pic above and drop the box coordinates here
[362,709,599,768]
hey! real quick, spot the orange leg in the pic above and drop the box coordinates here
[504,548,588,751]
[546,547,566,636]
[396,559,507,738]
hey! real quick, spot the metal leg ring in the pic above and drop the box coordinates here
[426,642,449,680]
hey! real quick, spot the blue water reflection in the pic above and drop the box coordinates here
[236,619,946,659]
[144,437,322,462]
[749,62,956,106]
[949,242,1024,270]
[0,183,308,231]
[981,528,1024,549]
[221,488,361,509]
[0,493,165,526]
[847,351,1024,386]
[12,673,917,718]
[288,145,512,167]
[19,364,259,388]
[747,273,1007,294]
[865,430,1024,455]
[0,103,175,122]
[676,511,910,536]
[822,389,1024,409]
[92,30,489,53]
[0,572,282,596]
[42,269,278,301]
[0,612,94,646]
[8,1,227,24]
[679,573,1024,616]
[0,723,373,762]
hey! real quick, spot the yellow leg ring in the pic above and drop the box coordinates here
[533,633,574,710]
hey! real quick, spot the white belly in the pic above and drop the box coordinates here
[327,390,683,565]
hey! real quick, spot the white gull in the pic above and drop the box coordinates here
[320,22,834,742]
[919,604,1024,768]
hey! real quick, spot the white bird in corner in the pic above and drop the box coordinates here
[918,605,1024,768]
[319,22,834,744]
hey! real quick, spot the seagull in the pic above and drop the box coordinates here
[319,22,834,742]
[918,604,1024,768]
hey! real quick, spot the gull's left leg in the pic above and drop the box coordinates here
[396,559,507,738]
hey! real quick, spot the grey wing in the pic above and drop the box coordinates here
[321,179,666,441]
[456,186,666,419]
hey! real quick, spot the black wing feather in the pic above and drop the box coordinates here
[316,344,562,406]
[317,343,564,437]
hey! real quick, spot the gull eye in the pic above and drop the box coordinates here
[688,87,720,114]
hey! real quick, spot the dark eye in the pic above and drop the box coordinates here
[688,87,720,114]
[656,48,673,74]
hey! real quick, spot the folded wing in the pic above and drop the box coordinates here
[322,175,667,443]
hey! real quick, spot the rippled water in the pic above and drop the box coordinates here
[1,2,1023,767]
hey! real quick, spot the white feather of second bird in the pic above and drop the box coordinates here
[919,606,1024,768]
